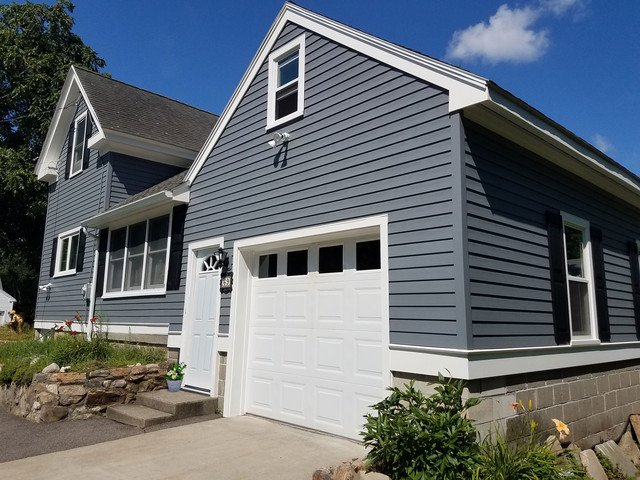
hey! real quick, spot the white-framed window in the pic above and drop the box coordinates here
[70,111,88,178]
[103,213,171,298]
[561,212,598,341]
[55,227,82,277]
[266,35,305,129]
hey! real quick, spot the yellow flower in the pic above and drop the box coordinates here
[530,420,538,430]
[552,418,570,439]
[528,399,533,410]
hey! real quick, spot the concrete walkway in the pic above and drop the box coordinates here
[1,416,366,479]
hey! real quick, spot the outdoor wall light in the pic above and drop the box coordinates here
[38,283,52,292]
[267,131,290,148]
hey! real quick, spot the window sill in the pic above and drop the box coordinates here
[53,270,77,278]
[266,110,303,131]
[570,338,601,347]
[102,288,166,299]
[68,169,83,179]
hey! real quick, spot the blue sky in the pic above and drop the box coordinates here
[57,1,640,173]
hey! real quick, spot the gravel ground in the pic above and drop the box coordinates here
[0,406,221,463]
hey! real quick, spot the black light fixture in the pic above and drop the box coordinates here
[214,247,233,294]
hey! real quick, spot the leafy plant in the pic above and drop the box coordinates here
[165,362,186,381]
[361,374,481,480]
[597,453,634,480]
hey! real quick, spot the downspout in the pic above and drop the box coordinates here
[87,244,99,340]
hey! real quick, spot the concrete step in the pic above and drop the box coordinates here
[106,404,174,428]
[136,390,217,419]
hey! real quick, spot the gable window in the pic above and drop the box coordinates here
[267,35,305,129]
[104,213,171,297]
[55,227,82,277]
[70,112,88,177]
[562,213,597,340]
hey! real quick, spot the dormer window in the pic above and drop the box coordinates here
[267,35,305,129]
[70,111,88,177]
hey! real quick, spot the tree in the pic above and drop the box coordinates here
[0,0,105,321]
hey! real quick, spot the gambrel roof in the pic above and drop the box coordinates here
[35,66,217,183]
[184,2,640,207]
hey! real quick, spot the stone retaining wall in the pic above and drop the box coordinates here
[394,359,640,449]
[0,363,168,422]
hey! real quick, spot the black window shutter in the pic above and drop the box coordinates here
[628,241,640,338]
[76,229,86,273]
[83,114,92,171]
[167,205,187,291]
[95,229,109,298]
[591,228,610,342]
[49,237,58,277]
[65,125,73,180]
[546,211,571,345]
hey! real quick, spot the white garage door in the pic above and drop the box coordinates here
[245,237,386,439]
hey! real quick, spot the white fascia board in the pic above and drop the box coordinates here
[185,2,489,186]
[35,66,105,183]
[0,290,16,303]
[82,191,175,228]
[95,129,196,168]
[474,88,640,206]
[34,319,168,336]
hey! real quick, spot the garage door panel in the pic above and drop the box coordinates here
[283,289,311,322]
[354,339,384,380]
[282,334,307,368]
[250,333,277,366]
[315,336,344,374]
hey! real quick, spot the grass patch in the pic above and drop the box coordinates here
[0,325,35,342]
[0,334,166,385]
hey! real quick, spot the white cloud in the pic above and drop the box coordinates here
[593,134,613,154]
[446,0,585,65]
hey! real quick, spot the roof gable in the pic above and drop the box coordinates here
[35,67,218,183]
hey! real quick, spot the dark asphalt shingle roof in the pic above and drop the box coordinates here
[109,171,187,211]
[75,67,217,152]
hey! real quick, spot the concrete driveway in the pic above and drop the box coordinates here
[1,415,366,479]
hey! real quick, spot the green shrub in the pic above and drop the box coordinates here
[597,453,634,480]
[361,374,481,480]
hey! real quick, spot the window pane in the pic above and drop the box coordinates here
[564,225,584,277]
[275,84,298,119]
[59,237,69,271]
[68,234,79,270]
[569,280,591,336]
[259,254,277,278]
[72,117,86,172]
[356,240,381,270]
[106,228,127,293]
[148,215,169,251]
[125,222,146,290]
[287,250,308,276]
[319,245,343,273]
[278,53,298,86]
[145,252,166,288]
[144,215,169,289]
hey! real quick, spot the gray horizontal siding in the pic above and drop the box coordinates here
[464,120,640,348]
[183,23,458,348]
[108,153,184,207]
[35,99,105,324]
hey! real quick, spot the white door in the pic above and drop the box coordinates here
[183,250,220,393]
[245,237,386,439]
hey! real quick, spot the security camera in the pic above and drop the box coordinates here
[267,132,290,148]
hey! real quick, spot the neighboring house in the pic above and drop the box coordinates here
[33,66,217,343]
[0,278,16,325]
[35,4,640,446]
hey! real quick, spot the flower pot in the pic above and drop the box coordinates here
[166,379,183,392]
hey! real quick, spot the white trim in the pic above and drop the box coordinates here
[34,319,169,336]
[69,111,88,178]
[167,332,182,348]
[101,288,167,299]
[561,211,598,342]
[184,2,488,186]
[53,226,82,278]
[82,193,182,229]
[224,214,389,418]
[390,341,640,380]
[266,35,305,129]
[180,236,225,394]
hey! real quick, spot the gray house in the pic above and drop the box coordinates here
[35,4,640,446]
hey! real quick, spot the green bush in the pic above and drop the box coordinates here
[597,453,634,480]
[361,374,481,480]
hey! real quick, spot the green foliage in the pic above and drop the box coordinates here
[597,453,634,480]
[0,0,106,320]
[0,335,165,385]
[472,433,588,480]
[166,362,186,381]
[361,374,481,480]
[0,324,34,342]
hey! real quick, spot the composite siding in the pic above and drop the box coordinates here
[464,120,640,348]
[35,99,106,324]
[108,153,184,207]
[183,23,460,348]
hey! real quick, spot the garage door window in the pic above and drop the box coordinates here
[287,250,307,276]
[319,245,343,273]
[258,253,278,278]
[356,240,381,270]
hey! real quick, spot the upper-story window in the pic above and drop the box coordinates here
[104,213,171,297]
[70,112,88,177]
[267,35,305,129]
[55,227,82,277]
[562,212,597,340]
